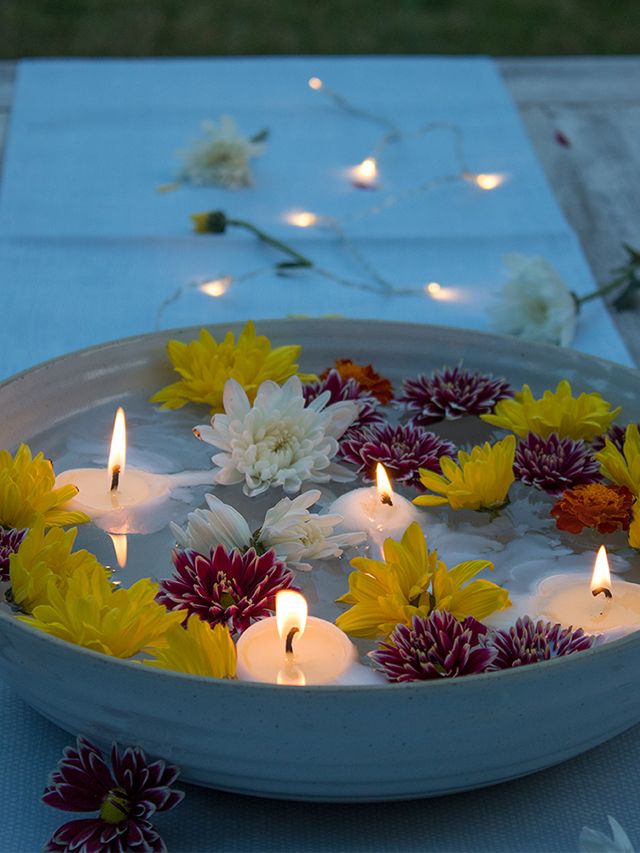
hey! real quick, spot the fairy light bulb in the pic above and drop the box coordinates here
[199,276,232,298]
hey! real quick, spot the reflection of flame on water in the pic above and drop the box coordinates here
[277,663,306,686]
[109,533,128,568]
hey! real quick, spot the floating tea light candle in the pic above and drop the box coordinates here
[534,545,640,635]
[330,463,421,542]
[236,590,357,685]
[55,407,171,530]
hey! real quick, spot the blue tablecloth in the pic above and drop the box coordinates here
[0,57,637,852]
[4,677,640,852]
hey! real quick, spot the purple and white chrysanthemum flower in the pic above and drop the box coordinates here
[398,365,513,425]
[339,422,456,490]
[157,543,299,634]
[592,423,640,453]
[0,527,27,582]
[370,611,496,682]
[488,616,596,669]
[42,736,184,853]
[194,376,358,497]
[171,491,365,572]
[513,432,601,495]
[303,369,384,441]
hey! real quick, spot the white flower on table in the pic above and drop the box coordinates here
[579,816,635,853]
[489,254,577,347]
[180,115,266,188]
[171,490,365,572]
[194,376,358,497]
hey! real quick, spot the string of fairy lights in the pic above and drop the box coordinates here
[156,75,508,327]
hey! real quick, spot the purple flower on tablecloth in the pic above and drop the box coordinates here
[370,611,496,682]
[303,369,384,440]
[488,616,596,669]
[398,366,513,425]
[513,432,601,495]
[0,526,27,581]
[157,544,299,635]
[592,423,639,453]
[42,736,184,853]
[339,422,456,490]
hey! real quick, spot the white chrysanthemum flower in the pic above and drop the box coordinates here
[259,490,365,571]
[171,494,252,555]
[171,490,365,572]
[579,816,635,853]
[195,376,358,497]
[180,115,265,188]
[490,254,577,347]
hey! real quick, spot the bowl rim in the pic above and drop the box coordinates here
[1,318,638,695]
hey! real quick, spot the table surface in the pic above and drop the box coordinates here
[2,56,637,364]
[0,57,639,853]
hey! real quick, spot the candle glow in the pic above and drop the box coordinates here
[591,545,612,598]
[276,590,308,650]
[376,463,393,506]
[107,407,126,492]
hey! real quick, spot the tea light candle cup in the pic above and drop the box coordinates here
[236,591,357,686]
[329,464,422,548]
[534,545,640,635]
[55,407,170,531]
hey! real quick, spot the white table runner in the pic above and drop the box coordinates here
[0,57,632,380]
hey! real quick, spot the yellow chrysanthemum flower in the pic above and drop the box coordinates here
[9,521,109,613]
[336,522,510,639]
[150,321,315,413]
[480,380,621,440]
[0,444,89,529]
[144,617,236,678]
[414,435,516,512]
[595,424,640,496]
[19,571,184,658]
[629,500,640,549]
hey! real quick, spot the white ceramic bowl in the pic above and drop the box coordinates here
[0,320,638,802]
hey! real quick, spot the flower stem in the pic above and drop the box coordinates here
[574,274,630,306]
[574,244,640,310]
[225,218,313,269]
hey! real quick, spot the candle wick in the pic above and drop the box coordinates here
[592,586,613,599]
[285,627,299,655]
[380,492,393,507]
[110,465,121,493]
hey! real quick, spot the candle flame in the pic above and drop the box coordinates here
[107,407,126,491]
[376,463,394,506]
[591,545,612,596]
[350,157,378,187]
[109,534,128,568]
[276,590,308,647]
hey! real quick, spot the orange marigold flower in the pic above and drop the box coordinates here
[322,359,393,404]
[551,483,634,535]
